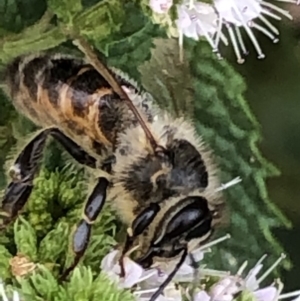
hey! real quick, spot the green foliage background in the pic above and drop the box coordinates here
[0,0,295,299]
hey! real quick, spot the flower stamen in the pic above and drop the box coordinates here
[261,1,293,19]
[249,21,279,43]
[279,291,300,299]
[261,8,282,20]
[257,253,286,285]
[235,27,248,55]
[198,234,231,252]
[226,23,245,64]
[216,176,242,192]
[258,15,280,34]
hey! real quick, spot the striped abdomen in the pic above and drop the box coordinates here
[4,53,153,158]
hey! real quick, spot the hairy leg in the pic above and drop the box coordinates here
[60,176,109,280]
[0,127,97,228]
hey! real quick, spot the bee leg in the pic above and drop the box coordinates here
[49,128,97,169]
[1,128,97,229]
[1,130,50,228]
[60,176,109,281]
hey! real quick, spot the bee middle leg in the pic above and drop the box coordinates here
[60,176,110,280]
[0,127,97,229]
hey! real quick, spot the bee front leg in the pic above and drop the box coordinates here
[60,176,109,281]
[1,130,50,228]
[1,127,97,229]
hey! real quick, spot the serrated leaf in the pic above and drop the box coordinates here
[16,264,64,301]
[75,0,124,42]
[0,0,47,33]
[48,0,82,24]
[38,221,69,263]
[14,216,37,260]
[64,267,135,301]
[0,245,12,280]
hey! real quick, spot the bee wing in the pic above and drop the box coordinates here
[139,38,194,119]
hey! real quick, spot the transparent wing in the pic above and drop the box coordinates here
[139,38,194,119]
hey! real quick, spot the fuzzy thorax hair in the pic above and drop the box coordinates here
[108,113,224,257]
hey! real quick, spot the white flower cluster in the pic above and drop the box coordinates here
[148,0,300,63]
[0,281,19,301]
[100,234,300,301]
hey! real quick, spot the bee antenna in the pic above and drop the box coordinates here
[149,248,188,301]
[154,145,173,165]
[73,36,159,152]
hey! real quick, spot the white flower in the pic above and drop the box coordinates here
[138,284,182,301]
[176,1,221,51]
[210,276,241,301]
[101,249,145,288]
[0,281,20,301]
[254,287,278,301]
[193,291,211,301]
[208,254,286,301]
[149,0,173,14]
[157,234,231,283]
[214,0,300,63]
[101,234,231,301]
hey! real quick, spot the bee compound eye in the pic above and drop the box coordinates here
[185,215,212,241]
[131,203,160,237]
[160,197,210,243]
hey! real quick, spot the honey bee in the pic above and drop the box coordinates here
[1,42,224,301]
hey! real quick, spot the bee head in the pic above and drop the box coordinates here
[111,117,224,268]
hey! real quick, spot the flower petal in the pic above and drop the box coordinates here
[194,290,211,301]
[100,249,119,271]
[210,277,240,301]
[214,0,262,25]
[149,0,173,14]
[245,264,264,291]
[121,257,144,288]
[253,287,277,301]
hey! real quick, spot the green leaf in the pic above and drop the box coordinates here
[235,290,257,301]
[0,0,47,34]
[0,245,12,280]
[0,26,66,64]
[16,265,64,301]
[48,0,82,24]
[38,221,70,263]
[190,41,290,270]
[14,216,37,260]
[74,0,124,42]
[66,267,135,301]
